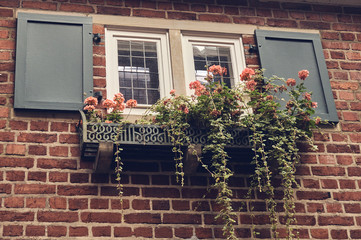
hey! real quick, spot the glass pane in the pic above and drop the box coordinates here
[118,56,130,67]
[133,72,146,88]
[120,87,133,101]
[145,58,158,73]
[117,39,161,105]
[118,71,131,88]
[148,73,159,88]
[148,90,160,104]
[132,57,144,69]
[131,41,144,57]
[144,42,157,57]
[192,45,233,87]
[133,89,147,104]
[118,40,130,56]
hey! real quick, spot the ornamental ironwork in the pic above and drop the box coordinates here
[78,111,250,161]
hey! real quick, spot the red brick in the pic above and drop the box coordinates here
[37,158,76,169]
[26,198,46,208]
[343,112,359,121]
[60,3,94,13]
[26,225,45,236]
[92,226,111,237]
[69,198,88,210]
[38,211,78,222]
[174,227,192,238]
[133,9,165,18]
[49,197,67,209]
[69,227,88,237]
[0,39,15,49]
[132,199,150,210]
[15,184,55,195]
[143,187,180,198]
[344,203,361,213]
[307,203,324,213]
[319,216,354,226]
[297,191,330,200]
[18,133,57,143]
[114,227,132,237]
[351,72,361,81]
[302,179,319,189]
[0,210,34,221]
[29,145,46,155]
[81,212,122,223]
[3,225,23,236]
[311,166,345,176]
[0,8,13,17]
[59,134,79,144]
[111,199,129,210]
[327,144,360,153]
[321,179,338,189]
[58,185,98,196]
[6,144,26,155]
[22,1,57,10]
[331,230,348,239]
[199,14,231,23]
[4,197,24,208]
[97,6,130,16]
[340,62,361,70]
[163,213,201,224]
[155,227,172,238]
[50,122,69,132]
[0,132,14,141]
[6,171,25,181]
[9,120,28,130]
[347,52,361,60]
[168,11,197,20]
[49,146,68,157]
[90,198,109,209]
[0,157,33,168]
[47,226,67,237]
[311,228,328,239]
[0,19,16,27]
[326,203,343,213]
[124,213,161,224]
[49,172,68,182]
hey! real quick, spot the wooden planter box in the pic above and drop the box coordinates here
[78,111,250,172]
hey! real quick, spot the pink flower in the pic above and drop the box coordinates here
[84,105,95,111]
[178,104,189,114]
[208,65,227,76]
[84,96,98,106]
[102,99,114,109]
[189,80,202,90]
[312,102,318,108]
[105,120,113,123]
[113,102,125,111]
[170,89,176,95]
[315,117,321,125]
[126,99,137,108]
[245,80,257,91]
[298,70,309,80]
[240,68,255,81]
[210,109,221,117]
[113,93,125,103]
[286,78,296,87]
[304,92,311,101]
[266,95,274,101]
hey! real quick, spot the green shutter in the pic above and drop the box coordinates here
[255,30,338,123]
[15,13,93,111]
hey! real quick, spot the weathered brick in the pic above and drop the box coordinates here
[3,225,23,236]
[38,211,78,222]
[47,226,67,237]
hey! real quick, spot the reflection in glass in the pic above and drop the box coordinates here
[117,40,160,105]
[192,45,233,87]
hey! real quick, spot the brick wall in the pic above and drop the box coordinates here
[0,0,361,239]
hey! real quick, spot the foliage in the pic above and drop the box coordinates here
[83,66,319,239]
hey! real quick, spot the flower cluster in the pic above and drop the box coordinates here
[83,93,137,123]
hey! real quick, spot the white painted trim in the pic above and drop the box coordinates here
[105,30,173,115]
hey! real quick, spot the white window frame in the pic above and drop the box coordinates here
[182,35,246,96]
[105,29,173,115]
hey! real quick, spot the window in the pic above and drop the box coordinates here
[105,30,172,114]
[182,35,245,95]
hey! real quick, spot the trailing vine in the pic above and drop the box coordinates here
[82,66,319,239]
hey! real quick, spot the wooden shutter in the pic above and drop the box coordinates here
[14,13,93,111]
[255,30,338,123]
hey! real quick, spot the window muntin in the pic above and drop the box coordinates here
[182,35,245,95]
[105,30,172,114]
[117,40,160,105]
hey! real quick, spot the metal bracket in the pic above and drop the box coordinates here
[94,142,114,173]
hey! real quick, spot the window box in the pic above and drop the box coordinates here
[78,110,250,172]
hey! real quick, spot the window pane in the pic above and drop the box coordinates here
[117,40,161,105]
[192,45,233,87]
